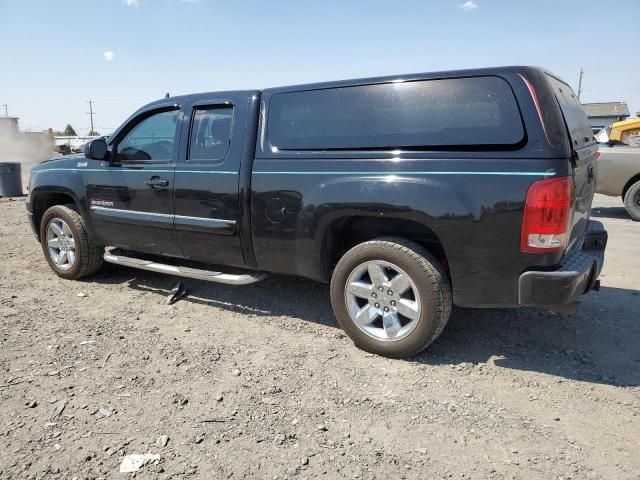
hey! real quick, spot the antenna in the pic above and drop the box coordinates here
[86,100,96,135]
[1,104,8,116]
[577,68,584,101]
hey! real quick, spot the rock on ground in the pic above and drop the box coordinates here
[0,195,639,479]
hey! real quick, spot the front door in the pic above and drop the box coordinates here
[87,106,183,257]
[172,96,246,267]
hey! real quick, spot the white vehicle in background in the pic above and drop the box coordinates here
[53,135,102,155]
[69,137,89,153]
[595,128,610,144]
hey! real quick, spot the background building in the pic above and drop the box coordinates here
[582,102,630,133]
[0,116,20,133]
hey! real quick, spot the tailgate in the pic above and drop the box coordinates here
[545,74,598,249]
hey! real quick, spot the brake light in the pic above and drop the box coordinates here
[521,176,573,253]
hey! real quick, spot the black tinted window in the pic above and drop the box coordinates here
[268,76,524,150]
[117,110,179,162]
[545,74,594,149]
[188,106,233,161]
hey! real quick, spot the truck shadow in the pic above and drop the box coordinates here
[590,205,632,220]
[421,285,640,388]
[93,267,640,387]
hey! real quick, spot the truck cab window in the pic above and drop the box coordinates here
[116,110,179,162]
[188,106,233,161]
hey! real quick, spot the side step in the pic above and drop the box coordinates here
[103,250,267,285]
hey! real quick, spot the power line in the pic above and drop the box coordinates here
[577,67,584,101]
[86,100,96,134]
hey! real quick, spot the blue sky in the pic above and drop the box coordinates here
[1,0,638,134]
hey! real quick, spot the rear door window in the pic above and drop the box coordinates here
[188,106,233,162]
[267,76,525,151]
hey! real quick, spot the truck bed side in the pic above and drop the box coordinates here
[249,67,576,307]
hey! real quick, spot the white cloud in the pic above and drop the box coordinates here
[122,0,139,6]
[459,1,478,11]
[103,51,114,61]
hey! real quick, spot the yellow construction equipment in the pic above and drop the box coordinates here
[610,116,640,142]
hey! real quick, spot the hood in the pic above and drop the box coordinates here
[30,153,87,173]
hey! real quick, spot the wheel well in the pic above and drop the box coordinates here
[321,216,448,280]
[622,173,640,199]
[33,192,77,234]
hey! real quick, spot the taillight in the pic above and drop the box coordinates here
[521,176,573,253]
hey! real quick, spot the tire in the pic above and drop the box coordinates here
[330,237,452,358]
[39,205,104,280]
[623,180,640,221]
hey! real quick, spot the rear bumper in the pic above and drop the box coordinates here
[518,220,607,309]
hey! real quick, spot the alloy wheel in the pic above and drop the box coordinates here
[344,260,421,342]
[46,218,76,271]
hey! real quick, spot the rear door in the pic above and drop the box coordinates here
[172,94,247,267]
[546,74,598,249]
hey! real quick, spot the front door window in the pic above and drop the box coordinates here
[116,110,179,162]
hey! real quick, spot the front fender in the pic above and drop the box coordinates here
[28,166,91,237]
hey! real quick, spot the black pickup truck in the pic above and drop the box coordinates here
[27,66,607,358]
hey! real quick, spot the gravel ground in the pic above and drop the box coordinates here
[0,194,639,480]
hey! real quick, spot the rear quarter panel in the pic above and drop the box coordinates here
[251,157,567,307]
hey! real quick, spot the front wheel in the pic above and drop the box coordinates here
[40,205,104,280]
[623,180,640,221]
[330,237,452,358]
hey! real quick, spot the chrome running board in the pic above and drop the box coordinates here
[103,250,267,285]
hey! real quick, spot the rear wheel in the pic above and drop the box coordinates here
[40,205,104,280]
[330,237,452,358]
[623,180,640,221]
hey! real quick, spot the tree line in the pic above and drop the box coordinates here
[49,124,99,136]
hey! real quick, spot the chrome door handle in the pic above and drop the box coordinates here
[145,177,170,190]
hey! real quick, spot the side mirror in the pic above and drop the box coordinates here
[85,138,109,160]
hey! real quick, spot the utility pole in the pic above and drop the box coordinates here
[577,68,584,101]
[86,100,96,135]
[1,104,8,116]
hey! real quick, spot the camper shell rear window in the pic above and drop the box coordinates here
[267,76,525,151]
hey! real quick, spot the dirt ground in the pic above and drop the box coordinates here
[1,193,639,480]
